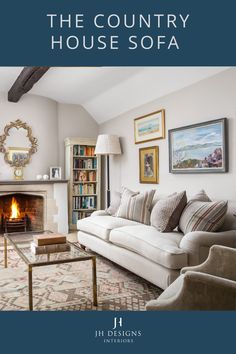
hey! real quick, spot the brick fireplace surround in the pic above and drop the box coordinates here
[0,180,68,234]
[0,193,44,232]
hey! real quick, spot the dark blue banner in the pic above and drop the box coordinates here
[0,311,235,353]
[0,0,235,65]
[0,1,236,353]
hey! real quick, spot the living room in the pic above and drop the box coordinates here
[0,66,235,310]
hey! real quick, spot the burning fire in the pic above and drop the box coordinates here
[10,197,20,219]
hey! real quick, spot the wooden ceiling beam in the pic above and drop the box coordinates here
[8,66,50,102]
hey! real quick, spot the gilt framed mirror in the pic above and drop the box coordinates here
[0,119,38,179]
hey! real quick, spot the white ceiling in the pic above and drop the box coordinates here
[0,66,228,123]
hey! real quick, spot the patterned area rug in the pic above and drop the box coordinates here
[0,242,162,311]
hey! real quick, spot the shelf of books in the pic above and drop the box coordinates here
[65,137,101,230]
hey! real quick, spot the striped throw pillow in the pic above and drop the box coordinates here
[179,200,228,235]
[116,188,155,225]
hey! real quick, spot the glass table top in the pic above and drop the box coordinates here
[4,230,93,266]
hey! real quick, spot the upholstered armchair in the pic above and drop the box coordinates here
[146,245,236,310]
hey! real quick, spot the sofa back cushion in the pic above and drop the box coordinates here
[150,191,187,232]
[179,200,228,234]
[116,188,155,225]
[106,191,121,216]
[189,189,211,202]
[220,201,236,231]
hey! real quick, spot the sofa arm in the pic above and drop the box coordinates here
[90,210,109,217]
[181,245,236,281]
[180,230,236,265]
[146,271,236,310]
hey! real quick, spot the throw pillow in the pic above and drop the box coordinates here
[189,189,212,202]
[150,191,187,232]
[179,200,228,234]
[116,188,155,225]
[106,191,121,216]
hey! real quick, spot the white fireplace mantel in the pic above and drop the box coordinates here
[0,180,69,234]
[0,180,68,185]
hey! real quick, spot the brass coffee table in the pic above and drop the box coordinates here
[3,230,97,311]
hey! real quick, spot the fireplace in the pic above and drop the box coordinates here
[0,193,44,233]
[0,181,68,234]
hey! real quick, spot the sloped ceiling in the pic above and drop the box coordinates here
[0,66,228,123]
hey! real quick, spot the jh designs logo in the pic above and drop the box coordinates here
[113,317,123,329]
[95,317,142,344]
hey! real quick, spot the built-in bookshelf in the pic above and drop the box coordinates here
[65,138,101,230]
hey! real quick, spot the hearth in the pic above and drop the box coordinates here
[0,180,69,234]
[4,215,28,233]
[0,193,44,233]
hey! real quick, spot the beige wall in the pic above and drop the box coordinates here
[0,94,98,180]
[1,68,235,203]
[0,93,58,180]
[99,68,236,202]
[57,103,98,176]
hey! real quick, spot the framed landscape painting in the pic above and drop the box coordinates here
[134,109,165,144]
[139,146,159,183]
[169,118,228,174]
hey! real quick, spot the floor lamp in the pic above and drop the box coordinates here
[95,134,121,208]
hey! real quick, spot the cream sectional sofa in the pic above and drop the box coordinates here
[77,200,236,290]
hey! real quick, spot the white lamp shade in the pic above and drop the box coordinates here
[95,134,121,155]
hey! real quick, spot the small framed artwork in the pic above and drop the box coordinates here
[139,146,159,184]
[169,118,228,174]
[50,167,62,180]
[7,147,30,165]
[134,109,165,144]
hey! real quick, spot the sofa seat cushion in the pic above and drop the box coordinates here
[109,225,188,269]
[77,216,140,241]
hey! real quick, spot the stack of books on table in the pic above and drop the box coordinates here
[30,234,70,255]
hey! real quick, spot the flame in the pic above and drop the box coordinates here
[10,197,20,219]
